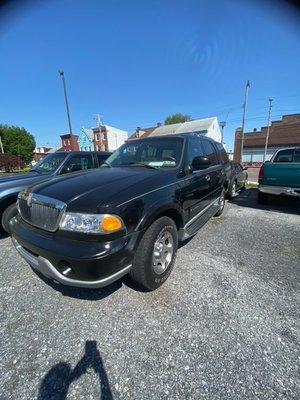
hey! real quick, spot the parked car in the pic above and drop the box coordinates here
[0,151,111,233]
[10,134,229,291]
[227,161,248,199]
[258,147,300,204]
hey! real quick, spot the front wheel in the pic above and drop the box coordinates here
[1,203,18,235]
[129,216,178,291]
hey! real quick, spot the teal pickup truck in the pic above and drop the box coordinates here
[258,147,300,204]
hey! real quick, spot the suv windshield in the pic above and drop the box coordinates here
[31,153,67,173]
[103,138,184,169]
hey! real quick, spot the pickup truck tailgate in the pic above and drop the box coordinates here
[263,163,300,188]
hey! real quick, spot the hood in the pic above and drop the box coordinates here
[0,172,50,192]
[30,167,169,212]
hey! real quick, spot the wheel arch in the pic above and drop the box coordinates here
[137,203,184,232]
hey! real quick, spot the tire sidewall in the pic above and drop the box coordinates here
[133,217,178,290]
[1,203,17,234]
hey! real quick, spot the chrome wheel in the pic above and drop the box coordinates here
[152,230,174,275]
[219,192,225,210]
[231,182,236,197]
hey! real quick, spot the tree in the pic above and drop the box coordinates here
[164,113,191,125]
[0,124,36,164]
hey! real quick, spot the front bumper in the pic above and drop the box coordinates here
[10,216,140,288]
[259,184,300,197]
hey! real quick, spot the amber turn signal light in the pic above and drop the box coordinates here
[101,215,123,233]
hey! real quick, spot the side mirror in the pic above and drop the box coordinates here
[61,166,71,174]
[191,156,211,171]
[61,164,81,174]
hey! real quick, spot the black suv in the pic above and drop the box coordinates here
[10,134,229,291]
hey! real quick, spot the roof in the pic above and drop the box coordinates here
[128,126,157,140]
[60,134,79,139]
[151,117,217,137]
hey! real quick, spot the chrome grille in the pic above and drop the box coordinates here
[18,192,66,232]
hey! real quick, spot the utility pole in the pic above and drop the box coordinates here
[240,80,250,163]
[93,114,104,151]
[263,98,273,163]
[219,121,226,145]
[0,136,4,154]
[59,70,73,135]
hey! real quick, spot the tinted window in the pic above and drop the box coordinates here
[104,138,184,169]
[235,164,243,172]
[97,154,109,166]
[215,142,229,163]
[202,140,218,165]
[293,149,300,162]
[273,149,293,162]
[32,153,67,173]
[187,137,205,164]
[63,154,93,173]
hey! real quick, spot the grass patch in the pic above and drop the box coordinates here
[246,182,258,189]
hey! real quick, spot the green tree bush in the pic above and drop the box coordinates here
[0,125,35,164]
[164,113,191,125]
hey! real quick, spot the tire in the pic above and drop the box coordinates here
[1,203,18,235]
[214,190,226,217]
[257,191,268,204]
[129,216,178,291]
[227,181,237,199]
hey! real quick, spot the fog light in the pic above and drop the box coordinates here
[58,261,73,276]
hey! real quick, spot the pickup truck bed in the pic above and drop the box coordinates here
[258,147,300,203]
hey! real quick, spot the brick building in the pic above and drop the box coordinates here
[234,113,300,164]
[60,133,79,152]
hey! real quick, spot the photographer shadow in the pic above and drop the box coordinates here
[38,340,113,400]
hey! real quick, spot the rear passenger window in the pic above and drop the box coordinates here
[274,149,293,163]
[202,140,218,165]
[293,149,300,162]
[215,142,229,163]
[97,154,107,166]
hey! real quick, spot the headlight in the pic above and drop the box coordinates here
[59,213,124,234]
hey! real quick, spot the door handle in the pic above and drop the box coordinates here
[205,174,211,181]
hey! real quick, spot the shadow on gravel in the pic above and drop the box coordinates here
[33,269,122,300]
[38,340,113,400]
[230,188,300,215]
[0,231,9,240]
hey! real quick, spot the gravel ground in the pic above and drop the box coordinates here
[0,189,299,400]
[246,167,259,183]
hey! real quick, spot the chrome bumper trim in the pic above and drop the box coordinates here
[12,237,132,288]
[259,184,300,197]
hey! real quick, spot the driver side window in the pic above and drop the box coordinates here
[62,155,93,173]
[187,137,205,164]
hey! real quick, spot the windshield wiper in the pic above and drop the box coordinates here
[30,169,42,174]
[125,162,158,170]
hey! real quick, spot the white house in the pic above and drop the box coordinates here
[150,117,222,143]
[105,125,128,151]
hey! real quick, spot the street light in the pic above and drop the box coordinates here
[59,70,73,135]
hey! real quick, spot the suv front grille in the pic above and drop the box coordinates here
[18,192,66,232]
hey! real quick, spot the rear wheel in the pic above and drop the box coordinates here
[129,216,178,291]
[214,190,226,217]
[257,191,269,204]
[227,181,237,199]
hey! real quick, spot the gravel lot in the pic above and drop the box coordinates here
[0,189,299,400]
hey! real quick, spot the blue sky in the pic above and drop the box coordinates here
[0,0,299,151]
